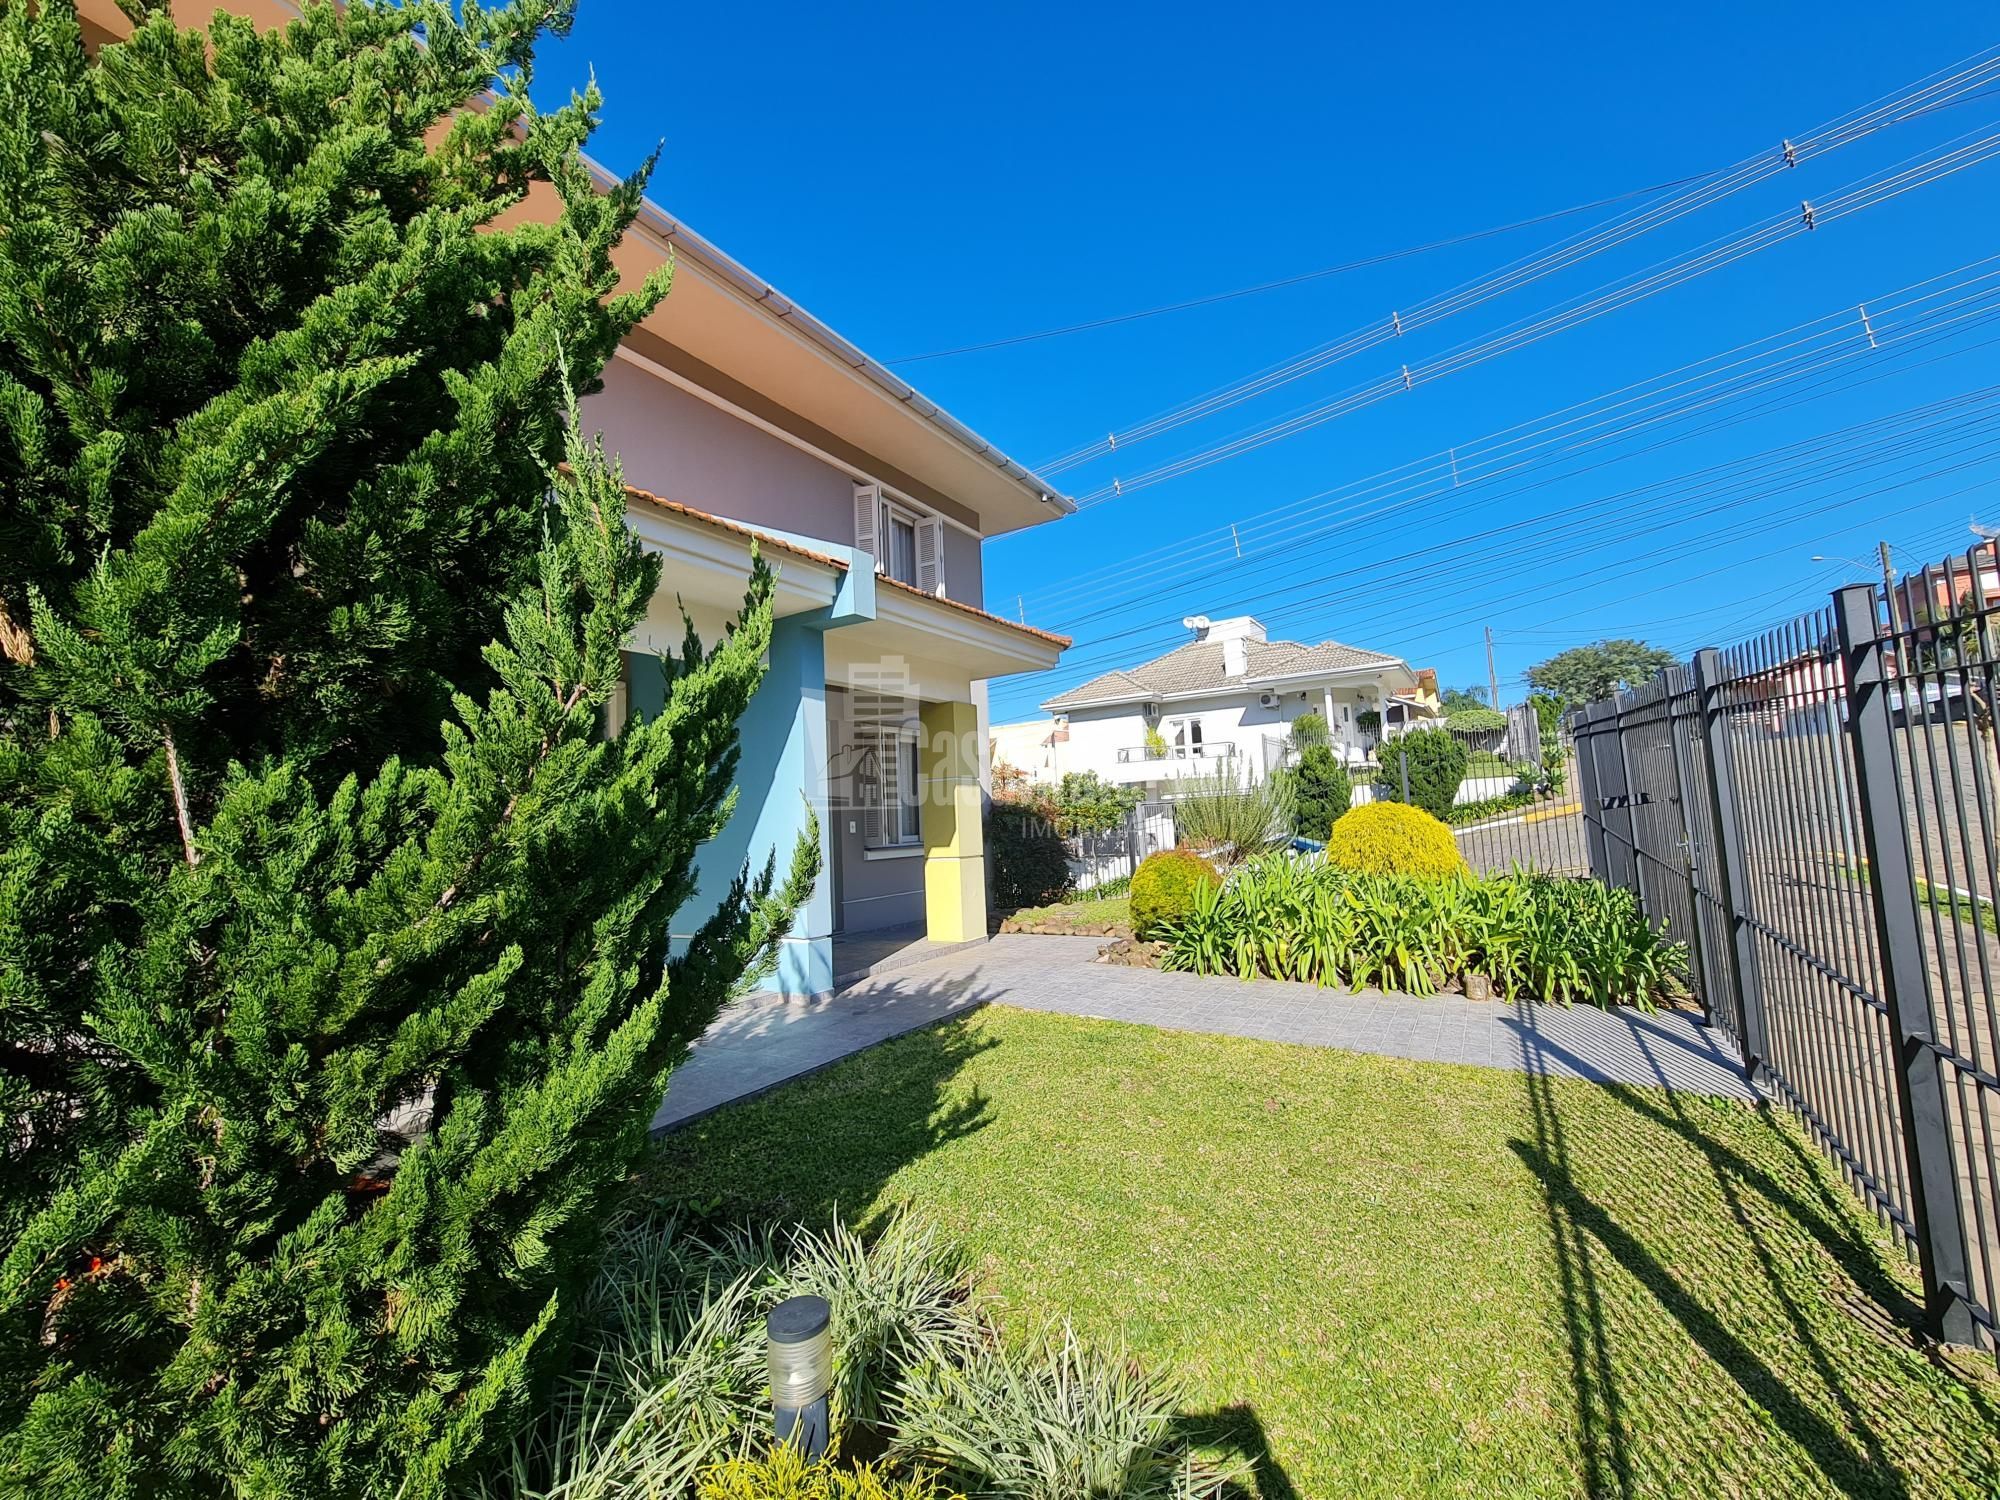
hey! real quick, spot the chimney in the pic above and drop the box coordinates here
[1223,636,1247,677]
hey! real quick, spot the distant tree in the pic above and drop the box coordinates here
[1438,684,1488,714]
[1052,770,1142,837]
[1525,639,1677,706]
[1444,706,1507,734]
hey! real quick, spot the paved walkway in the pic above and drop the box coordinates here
[652,934,1753,1131]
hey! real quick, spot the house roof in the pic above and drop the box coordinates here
[618,480,1071,650]
[1041,636,1405,712]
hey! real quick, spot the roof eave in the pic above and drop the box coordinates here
[585,154,1078,522]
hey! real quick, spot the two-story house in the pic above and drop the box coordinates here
[73,0,1075,1002]
[1006,615,1433,797]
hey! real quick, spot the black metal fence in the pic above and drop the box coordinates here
[1571,563,2000,1355]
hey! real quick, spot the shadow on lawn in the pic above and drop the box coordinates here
[644,977,1007,1224]
[1511,1007,1995,1500]
[1173,1404,1300,1500]
[643,978,1306,1500]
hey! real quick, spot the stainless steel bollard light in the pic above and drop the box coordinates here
[766,1293,831,1458]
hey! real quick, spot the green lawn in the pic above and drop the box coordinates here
[650,1007,2000,1499]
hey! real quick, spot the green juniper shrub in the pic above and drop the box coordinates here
[0,3,818,1495]
[1379,726,1470,820]
[1290,744,1352,841]
[988,808,1072,908]
[1130,849,1217,939]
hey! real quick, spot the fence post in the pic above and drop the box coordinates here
[1833,584,1978,1346]
[1616,688,1651,916]
[1660,667,1711,1001]
[1691,647,1770,1073]
[1589,698,1639,894]
[1572,703,1609,882]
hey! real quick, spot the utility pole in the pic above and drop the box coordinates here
[1879,541,1900,633]
[1484,626,1500,709]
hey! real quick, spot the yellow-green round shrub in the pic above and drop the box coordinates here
[697,1450,957,1500]
[1324,800,1465,878]
[1130,849,1217,938]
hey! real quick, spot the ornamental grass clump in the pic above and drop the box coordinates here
[889,1323,1241,1500]
[1160,855,1686,1008]
[1324,800,1466,878]
[498,1215,1228,1500]
[1130,849,1217,939]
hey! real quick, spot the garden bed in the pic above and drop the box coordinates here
[997,891,1132,937]
[652,1007,2000,1499]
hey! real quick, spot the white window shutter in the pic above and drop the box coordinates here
[853,483,882,571]
[915,515,944,596]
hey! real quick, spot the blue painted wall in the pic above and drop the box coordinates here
[628,615,834,997]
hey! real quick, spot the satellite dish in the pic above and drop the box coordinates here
[1973,520,2000,541]
[1182,614,1211,634]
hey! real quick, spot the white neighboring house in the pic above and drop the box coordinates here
[1012,615,1434,797]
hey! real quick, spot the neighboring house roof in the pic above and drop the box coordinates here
[1042,637,1405,712]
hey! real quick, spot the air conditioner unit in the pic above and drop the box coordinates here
[1258,691,1281,710]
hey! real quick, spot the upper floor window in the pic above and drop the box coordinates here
[854,482,945,595]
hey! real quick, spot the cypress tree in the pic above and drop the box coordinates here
[0,2,815,1493]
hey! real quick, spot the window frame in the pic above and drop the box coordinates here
[881,498,921,587]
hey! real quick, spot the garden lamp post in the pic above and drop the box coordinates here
[767,1294,832,1457]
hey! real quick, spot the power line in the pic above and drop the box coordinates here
[880,170,1723,365]
[1016,273,2000,617]
[1033,48,2000,478]
[992,383,2000,715]
[1012,255,2000,623]
[1061,125,2000,505]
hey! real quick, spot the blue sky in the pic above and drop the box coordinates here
[531,1,2000,720]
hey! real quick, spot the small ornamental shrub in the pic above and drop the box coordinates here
[697,1451,957,1500]
[1325,802,1466,878]
[1380,726,1470,819]
[1131,849,1217,938]
[1287,710,1331,751]
[1444,706,1507,734]
[1290,744,1352,840]
[989,810,1072,908]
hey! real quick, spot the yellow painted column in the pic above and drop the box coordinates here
[919,699,987,942]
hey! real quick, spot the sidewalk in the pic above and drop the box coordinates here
[653,933,1753,1130]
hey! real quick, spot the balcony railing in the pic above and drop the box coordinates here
[1115,741,1237,764]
